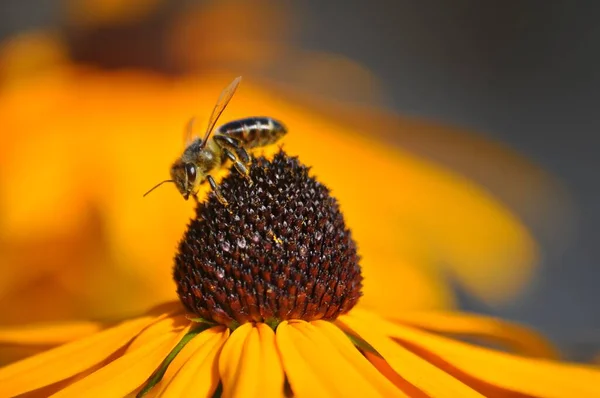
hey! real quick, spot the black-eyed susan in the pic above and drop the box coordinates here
[0,65,564,327]
[1,0,578,340]
[1,151,598,398]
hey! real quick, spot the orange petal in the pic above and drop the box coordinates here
[348,310,600,398]
[277,320,397,398]
[310,320,408,397]
[52,323,188,397]
[219,323,285,398]
[388,311,557,358]
[0,312,167,397]
[0,321,102,345]
[338,315,484,397]
[151,326,228,397]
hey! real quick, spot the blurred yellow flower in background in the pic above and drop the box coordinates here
[0,0,574,367]
[0,66,551,322]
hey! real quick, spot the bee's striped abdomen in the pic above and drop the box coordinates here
[216,117,287,148]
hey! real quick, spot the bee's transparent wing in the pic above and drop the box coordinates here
[201,76,242,147]
[183,117,198,146]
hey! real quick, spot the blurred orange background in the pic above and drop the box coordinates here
[0,0,596,363]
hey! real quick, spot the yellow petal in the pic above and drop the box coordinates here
[145,328,217,397]
[219,323,285,398]
[0,312,167,397]
[363,351,429,397]
[126,314,189,353]
[389,311,557,358]
[310,320,407,397]
[354,226,456,313]
[0,319,103,368]
[218,323,258,398]
[337,314,484,398]
[151,326,228,398]
[275,321,336,398]
[0,321,102,345]
[52,325,186,398]
[349,310,600,398]
[361,337,521,398]
[277,320,394,398]
[256,323,285,397]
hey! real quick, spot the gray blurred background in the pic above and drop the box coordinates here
[295,1,600,360]
[1,1,598,360]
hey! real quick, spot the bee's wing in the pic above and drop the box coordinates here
[200,76,242,147]
[183,117,197,146]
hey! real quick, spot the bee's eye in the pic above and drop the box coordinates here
[185,164,197,183]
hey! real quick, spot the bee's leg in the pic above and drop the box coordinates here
[223,149,253,186]
[235,147,251,166]
[214,134,251,165]
[214,134,239,150]
[207,175,229,207]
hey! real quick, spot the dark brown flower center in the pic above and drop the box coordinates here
[173,150,362,329]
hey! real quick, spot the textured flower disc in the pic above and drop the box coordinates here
[174,150,363,329]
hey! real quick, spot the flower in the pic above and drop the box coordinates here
[0,66,560,326]
[1,0,575,332]
[1,151,598,398]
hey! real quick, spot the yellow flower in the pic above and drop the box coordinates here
[0,66,564,326]
[3,304,600,398]
[1,151,598,398]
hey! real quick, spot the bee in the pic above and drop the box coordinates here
[143,76,287,205]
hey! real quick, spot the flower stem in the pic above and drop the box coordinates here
[137,323,212,397]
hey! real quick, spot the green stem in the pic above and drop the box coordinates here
[137,323,212,397]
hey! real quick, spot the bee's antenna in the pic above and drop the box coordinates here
[143,180,175,197]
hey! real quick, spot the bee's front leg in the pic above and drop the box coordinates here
[207,175,229,207]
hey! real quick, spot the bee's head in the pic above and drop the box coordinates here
[170,160,198,200]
